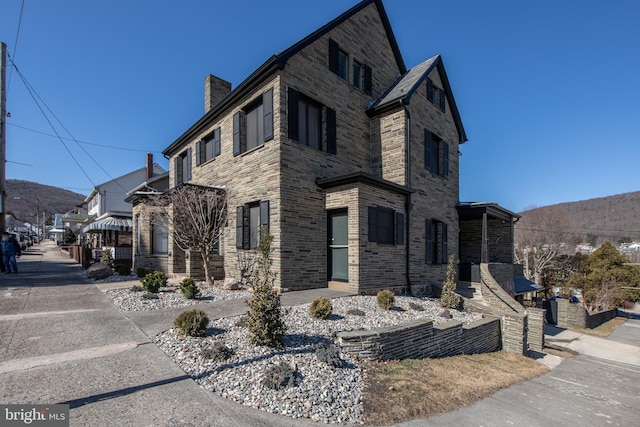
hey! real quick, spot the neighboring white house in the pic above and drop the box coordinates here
[82,154,166,266]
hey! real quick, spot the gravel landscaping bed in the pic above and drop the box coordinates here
[95,273,481,423]
[105,286,252,311]
[154,295,480,424]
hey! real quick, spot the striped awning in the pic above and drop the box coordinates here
[83,217,133,233]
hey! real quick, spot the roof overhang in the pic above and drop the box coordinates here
[457,202,520,222]
[317,172,413,195]
[514,277,543,295]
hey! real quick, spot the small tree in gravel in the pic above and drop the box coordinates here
[440,255,461,310]
[245,228,286,347]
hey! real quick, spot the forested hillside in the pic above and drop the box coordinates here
[519,191,640,245]
[5,179,85,224]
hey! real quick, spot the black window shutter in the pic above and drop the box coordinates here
[443,141,449,179]
[173,157,179,187]
[326,107,337,154]
[395,212,404,245]
[233,112,241,156]
[213,127,221,157]
[368,206,378,242]
[259,200,269,230]
[263,89,274,141]
[426,78,435,103]
[439,88,446,112]
[236,206,244,249]
[363,64,372,95]
[196,141,202,166]
[426,219,433,264]
[185,148,192,182]
[442,223,448,264]
[328,39,339,75]
[424,129,432,171]
[288,88,299,141]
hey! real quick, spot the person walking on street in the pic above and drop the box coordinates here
[1,232,21,273]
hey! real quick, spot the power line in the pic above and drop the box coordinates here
[9,58,97,187]
[7,123,160,153]
[6,0,25,96]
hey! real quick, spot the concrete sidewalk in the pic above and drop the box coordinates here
[0,241,343,426]
[545,325,640,366]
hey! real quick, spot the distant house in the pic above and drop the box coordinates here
[82,154,165,267]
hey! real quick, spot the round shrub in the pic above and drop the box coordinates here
[263,364,298,390]
[141,271,168,293]
[115,264,130,276]
[180,277,200,300]
[309,297,333,319]
[315,343,343,368]
[174,309,209,337]
[136,267,150,278]
[201,342,233,362]
[377,289,395,310]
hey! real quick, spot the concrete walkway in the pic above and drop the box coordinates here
[545,323,640,366]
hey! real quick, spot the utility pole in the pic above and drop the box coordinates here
[0,42,7,234]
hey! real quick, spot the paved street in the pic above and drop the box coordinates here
[1,241,639,426]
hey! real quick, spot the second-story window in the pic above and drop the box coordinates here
[424,129,449,179]
[233,89,274,156]
[353,61,363,89]
[287,88,336,154]
[196,127,221,166]
[174,148,192,186]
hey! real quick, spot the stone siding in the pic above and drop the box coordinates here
[131,203,169,275]
[557,299,617,329]
[526,308,546,352]
[336,316,501,361]
[160,2,463,294]
[459,218,514,264]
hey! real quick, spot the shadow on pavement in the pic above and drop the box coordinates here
[60,375,190,409]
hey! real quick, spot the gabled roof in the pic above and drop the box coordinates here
[163,0,405,157]
[367,55,467,144]
[84,164,166,202]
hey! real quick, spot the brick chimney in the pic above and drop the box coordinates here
[146,152,153,179]
[205,74,232,113]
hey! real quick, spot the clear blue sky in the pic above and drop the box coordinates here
[2,0,639,212]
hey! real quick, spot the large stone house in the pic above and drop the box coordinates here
[140,0,516,295]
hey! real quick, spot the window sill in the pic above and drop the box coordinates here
[239,143,267,157]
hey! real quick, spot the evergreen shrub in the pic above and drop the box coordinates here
[174,309,209,337]
[377,290,395,310]
[309,297,333,319]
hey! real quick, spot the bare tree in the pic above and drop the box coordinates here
[515,205,579,285]
[152,184,228,284]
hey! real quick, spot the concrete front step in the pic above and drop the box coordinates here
[456,281,483,301]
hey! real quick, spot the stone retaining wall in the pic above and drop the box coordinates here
[336,316,501,361]
[557,299,617,329]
